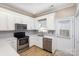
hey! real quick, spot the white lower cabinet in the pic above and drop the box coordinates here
[7,38,17,51]
[29,35,56,53]
[29,36,43,48]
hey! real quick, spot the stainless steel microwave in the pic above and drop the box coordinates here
[15,23,27,31]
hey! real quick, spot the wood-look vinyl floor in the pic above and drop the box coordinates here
[19,45,53,56]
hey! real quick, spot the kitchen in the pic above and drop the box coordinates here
[0,3,78,56]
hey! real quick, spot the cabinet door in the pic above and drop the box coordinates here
[29,36,43,48]
[22,16,34,30]
[29,37,36,47]
[0,12,8,31]
[43,38,52,52]
[35,37,43,48]
[28,20,35,30]
[22,17,28,24]
[27,19,31,30]
[11,38,17,51]
[26,19,34,30]
[8,14,16,30]
[15,15,22,24]
[34,20,39,30]
[47,13,55,30]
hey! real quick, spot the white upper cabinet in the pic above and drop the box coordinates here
[47,13,55,30]
[33,20,39,30]
[35,13,55,30]
[22,16,28,24]
[0,11,8,31]
[0,7,35,31]
[7,14,16,30]
[27,18,35,30]
[7,12,23,30]
[0,7,55,31]
[14,14,22,24]
[22,15,35,30]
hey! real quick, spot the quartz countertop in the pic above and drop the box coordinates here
[0,39,19,56]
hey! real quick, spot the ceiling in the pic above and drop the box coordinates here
[0,3,75,18]
[5,3,71,14]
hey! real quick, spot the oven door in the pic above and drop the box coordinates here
[17,37,29,51]
[19,38,28,45]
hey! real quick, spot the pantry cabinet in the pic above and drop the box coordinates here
[22,17,28,24]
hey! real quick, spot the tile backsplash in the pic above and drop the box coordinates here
[0,30,55,39]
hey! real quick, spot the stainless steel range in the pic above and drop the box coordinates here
[17,36,29,51]
[14,32,29,51]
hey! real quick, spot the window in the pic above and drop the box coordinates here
[60,29,70,38]
[38,18,47,28]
